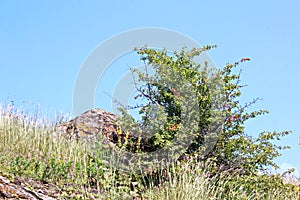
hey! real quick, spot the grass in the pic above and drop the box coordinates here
[0,102,299,199]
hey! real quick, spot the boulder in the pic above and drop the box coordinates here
[55,108,121,144]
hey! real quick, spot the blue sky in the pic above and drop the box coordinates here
[1,1,299,176]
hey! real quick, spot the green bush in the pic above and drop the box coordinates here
[116,46,297,199]
[118,46,290,174]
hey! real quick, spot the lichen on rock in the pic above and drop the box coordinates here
[55,108,122,145]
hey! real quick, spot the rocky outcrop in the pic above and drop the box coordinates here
[55,108,121,144]
[0,174,56,200]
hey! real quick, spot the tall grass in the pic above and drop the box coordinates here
[0,103,299,199]
[0,103,111,198]
[140,159,299,200]
[0,103,89,174]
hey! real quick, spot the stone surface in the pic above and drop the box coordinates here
[55,108,121,144]
[0,173,56,200]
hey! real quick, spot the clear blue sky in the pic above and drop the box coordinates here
[1,1,299,176]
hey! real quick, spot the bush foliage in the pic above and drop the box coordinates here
[118,46,291,175]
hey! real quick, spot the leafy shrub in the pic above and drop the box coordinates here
[117,46,290,174]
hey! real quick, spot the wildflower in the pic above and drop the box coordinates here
[241,58,250,62]
[171,88,181,97]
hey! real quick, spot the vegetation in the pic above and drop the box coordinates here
[0,46,299,199]
[118,46,291,171]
